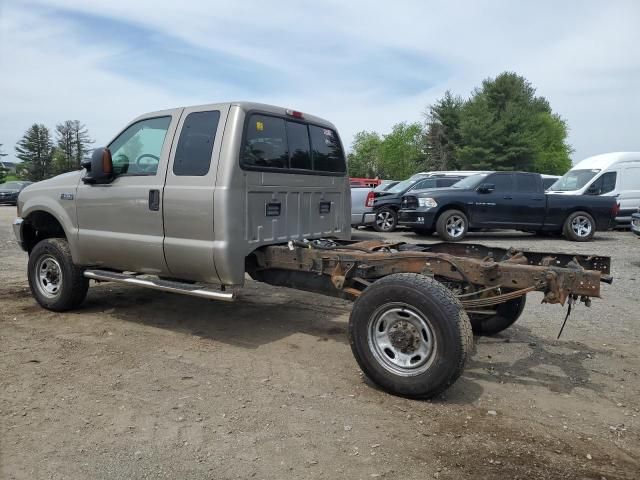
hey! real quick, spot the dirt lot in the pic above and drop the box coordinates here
[1,205,639,479]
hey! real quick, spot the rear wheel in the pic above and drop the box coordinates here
[469,295,526,335]
[563,211,595,242]
[28,238,89,312]
[436,210,468,241]
[373,207,398,232]
[349,273,473,399]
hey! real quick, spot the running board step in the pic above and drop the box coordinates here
[83,270,234,302]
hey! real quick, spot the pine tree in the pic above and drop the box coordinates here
[424,91,464,171]
[55,120,94,173]
[15,124,54,181]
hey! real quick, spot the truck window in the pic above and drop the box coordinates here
[485,173,513,191]
[309,125,346,173]
[241,113,346,174]
[515,173,541,193]
[286,121,311,170]
[109,116,171,176]
[242,115,289,169]
[173,111,220,176]
[436,177,460,188]
[588,171,617,194]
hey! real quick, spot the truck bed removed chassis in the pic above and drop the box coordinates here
[249,239,611,307]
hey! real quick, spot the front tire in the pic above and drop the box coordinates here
[372,207,398,232]
[28,238,89,312]
[469,295,526,335]
[436,209,468,241]
[563,211,595,242]
[349,273,473,399]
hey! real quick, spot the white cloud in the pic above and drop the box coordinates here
[1,0,638,166]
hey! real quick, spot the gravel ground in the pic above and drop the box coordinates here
[1,205,639,479]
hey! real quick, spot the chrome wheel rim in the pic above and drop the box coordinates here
[376,211,394,231]
[571,215,592,237]
[367,303,437,376]
[35,255,63,298]
[446,215,465,238]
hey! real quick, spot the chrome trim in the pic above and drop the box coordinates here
[83,270,235,302]
[13,217,25,250]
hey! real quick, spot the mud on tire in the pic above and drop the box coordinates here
[348,273,473,399]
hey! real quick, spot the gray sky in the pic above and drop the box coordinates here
[1,0,638,166]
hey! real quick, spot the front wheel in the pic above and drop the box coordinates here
[563,211,596,242]
[436,209,468,241]
[28,238,89,312]
[349,273,473,399]
[372,207,398,232]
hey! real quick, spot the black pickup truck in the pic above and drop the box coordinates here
[398,172,618,242]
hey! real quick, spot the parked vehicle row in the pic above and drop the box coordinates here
[398,171,618,242]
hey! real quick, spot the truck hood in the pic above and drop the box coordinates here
[17,170,83,207]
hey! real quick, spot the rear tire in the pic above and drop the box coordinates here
[372,207,398,232]
[349,273,473,399]
[469,295,526,336]
[28,238,89,312]
[563,211,595,242]
[436,210,468,241]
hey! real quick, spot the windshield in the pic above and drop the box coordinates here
[0,182,22,189]
[548,169,600,191]
[450,173,489,189]
[386,178,417,194]
[374,181,398,192]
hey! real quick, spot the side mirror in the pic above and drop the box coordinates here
[586,185,600,195]
[82,148,114,184]
[477,183,495,194]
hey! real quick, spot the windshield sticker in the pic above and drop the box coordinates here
[256,121,264,132]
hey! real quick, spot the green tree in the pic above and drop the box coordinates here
[379,122,426,179]
[456,72,571,174]
[55,120,94,173]
[15,124,54,181]
[424,91,464,170]
[347,131,382,177]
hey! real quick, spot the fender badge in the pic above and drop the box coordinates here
[60,193,74,200]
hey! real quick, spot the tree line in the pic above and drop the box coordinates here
[9,121,94,182]
[348,72,573,179]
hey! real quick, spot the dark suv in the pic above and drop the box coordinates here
[370,175,463,232]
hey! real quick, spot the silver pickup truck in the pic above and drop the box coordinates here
[13,101,612,400]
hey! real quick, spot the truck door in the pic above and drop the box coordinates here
[511,173,546,228]
[617,165,640,221]
[162,104,230,283]
[470,172,514,226]
[75,110,182,273]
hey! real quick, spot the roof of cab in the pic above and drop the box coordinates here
[133,102,337,131]
[572,152,640,170]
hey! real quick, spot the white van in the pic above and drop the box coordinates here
[547,152,640,224]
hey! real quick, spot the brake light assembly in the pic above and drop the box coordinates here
[365,191,375,207]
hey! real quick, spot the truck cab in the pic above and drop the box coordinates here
[14,102,350,288]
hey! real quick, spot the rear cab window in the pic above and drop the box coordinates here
[241,113,346,174]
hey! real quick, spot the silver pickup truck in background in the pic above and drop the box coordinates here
[12,101,612,400]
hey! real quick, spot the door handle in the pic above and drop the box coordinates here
[503,196,513,200]
[149,190,160,211]
[533,197,544,201]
